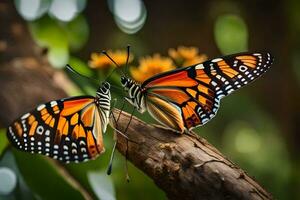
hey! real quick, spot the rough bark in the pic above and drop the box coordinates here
[111,110,272,200]
[0,1,273,199]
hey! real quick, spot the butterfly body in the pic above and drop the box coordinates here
[7,82,111,163]
[121,77,146,113]
[122,52,274,133]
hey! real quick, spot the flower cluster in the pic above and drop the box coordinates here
[89,50,133,69]
[130,54,175,82]
[168,46,207,67]
[89,46,207,82]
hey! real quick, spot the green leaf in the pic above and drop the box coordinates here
[88,171,116,200]
[47,44,69,68]
[214,14,248,54]
[29,16,69,68]
[66,15,89,51]
[13,150,85,200]
[68,56,93,77]
[0,129,8,156]
[29,16,67,48]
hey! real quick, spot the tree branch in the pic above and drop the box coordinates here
[111,109,273,200]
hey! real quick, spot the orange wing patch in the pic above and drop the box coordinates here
[236,55,257,68]
[217,60,239,78]
[81,105,95,127]
[146,94,185,133]
[145,70,198,88]
[186,88,197,98]
[196,69,211,84]
[61,98,94,116]
[29,121,38,136]
[197,83,213,96]
[86,130,98,158]
[149,88,191,104]
[55,116,68,143]
[70,113,79,125]
[14,122,23,137]
[28,115,36,125]
[182,101,201,129]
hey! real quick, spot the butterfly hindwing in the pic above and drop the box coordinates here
[143,52,273,132]
[7,96,106,163]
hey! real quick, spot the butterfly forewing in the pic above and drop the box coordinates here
[142,52,273,132]
[198,52,273,98]
[7,96,106,163]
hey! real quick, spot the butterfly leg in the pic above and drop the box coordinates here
[109,105,139,142]
[107,98,137,176]
[116,98,127,122]
[123,106,136,182]
[107,98,124,175]
[107,139,117,175]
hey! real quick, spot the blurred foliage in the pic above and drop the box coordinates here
[0,129,9,155]
[0,150,35,199]
[214,14,248,55]
[1,0,299,199]
[13,150,86,200]
[292,51,300,86]
[29,15,89,68]
[88,171,116,200]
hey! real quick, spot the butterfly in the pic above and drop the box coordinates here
[120,52,273,133]
[7,79,111,163]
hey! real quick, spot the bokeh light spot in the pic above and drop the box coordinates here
[0,167,17,195]
[49,0,82,22]
[234,127,261,153]
[15,0,50,21]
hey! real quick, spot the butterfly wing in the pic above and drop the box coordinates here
[7,96,108,163]
[142,52,273,133]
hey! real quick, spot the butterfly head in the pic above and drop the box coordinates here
[97,81,110,95]
[120,76,128,86]
[102,81,110,90]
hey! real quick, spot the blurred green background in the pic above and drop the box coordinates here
[0,0,299,199]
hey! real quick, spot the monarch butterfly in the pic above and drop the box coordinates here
[118,50,273,133]
[6,67,112,163]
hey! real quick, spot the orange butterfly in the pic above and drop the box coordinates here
[7,80,111,163]
[120,52,273,133]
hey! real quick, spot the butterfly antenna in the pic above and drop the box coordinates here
[125,44,131,76]
[66,64,98,84]
[102,50,126,76]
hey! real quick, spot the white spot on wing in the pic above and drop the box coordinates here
[195,64,204,69]
[37,104,46,111]
[211,81,217,86]
[21,113,30,120]
[50,101,58,107]
[212,58,222,62]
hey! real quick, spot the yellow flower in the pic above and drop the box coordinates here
[89,50,133,69]
[168,46,207,66]
[130,54,176,83]
[89,53,111,69]
[182,54,207,66]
